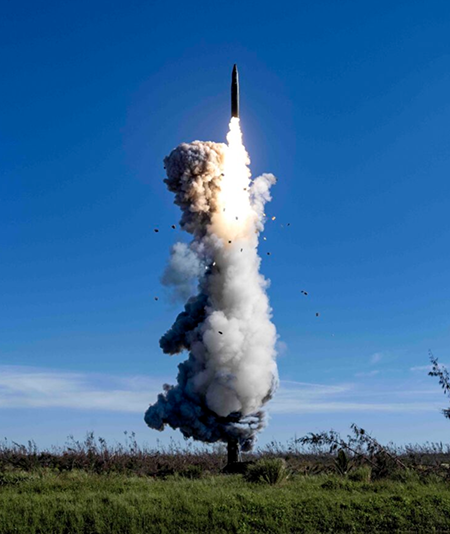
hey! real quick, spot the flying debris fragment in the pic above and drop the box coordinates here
[218,331,223,335]
[301,290,308,296]
[271,216,276,221]
[316,312,320,317]
[171,225,176,229]
[154,297,159,301]
[267,252,271,256]
[154,229,159,233]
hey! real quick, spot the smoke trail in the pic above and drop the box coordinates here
[145,118,278,451]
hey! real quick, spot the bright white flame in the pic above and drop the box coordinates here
[214,118,253,241]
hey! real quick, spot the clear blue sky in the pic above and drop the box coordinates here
[1,0,450,449]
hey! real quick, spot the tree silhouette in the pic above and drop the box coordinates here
[428,350,450,419]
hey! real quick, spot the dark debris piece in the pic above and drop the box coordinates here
[154,229,159,233]
[171,225,176,229]
[315,312,320,317]
[218,331,223,335]
[154,297,159,301]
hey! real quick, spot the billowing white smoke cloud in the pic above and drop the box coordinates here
[161,242,205,301]
[145,120,278,450]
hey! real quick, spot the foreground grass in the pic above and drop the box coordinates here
[1,470,450,533]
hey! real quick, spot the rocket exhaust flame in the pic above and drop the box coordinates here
[145,72,278,452]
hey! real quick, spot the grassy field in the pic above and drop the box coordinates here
[2,430,450,533]
[1,469,450,533]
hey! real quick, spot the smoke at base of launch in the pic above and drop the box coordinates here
[145,116,278,451]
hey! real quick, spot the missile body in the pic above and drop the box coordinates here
[231,64,239,118]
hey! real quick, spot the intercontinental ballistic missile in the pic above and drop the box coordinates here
[231,64,239,118]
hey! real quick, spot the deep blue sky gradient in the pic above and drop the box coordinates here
[1,0,450,447]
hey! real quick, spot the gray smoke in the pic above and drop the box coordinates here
[145,122,278,451]
[161,242,205,301]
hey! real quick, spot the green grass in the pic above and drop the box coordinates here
[1,470,450,533]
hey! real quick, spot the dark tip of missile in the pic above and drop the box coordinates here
[231,64,239,119]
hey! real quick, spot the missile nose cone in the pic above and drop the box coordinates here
[231,64,239,118]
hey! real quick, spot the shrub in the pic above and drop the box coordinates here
[334,449,350,475]
[244,458,288,485]
[387,468,419,483]
[320,478,344,490]
[178,465,204,479]
[348,466,371,483]
[0,470,36,486]
[1,427,450,483]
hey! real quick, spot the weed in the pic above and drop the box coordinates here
[244,458,288,485]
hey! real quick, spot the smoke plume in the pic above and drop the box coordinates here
[145,119,278,451]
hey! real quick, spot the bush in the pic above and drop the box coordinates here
[334,449,350,475]
[320,477,345,490]
[244,458,288,485]
[0,470,36,486]
[178,465,204,479]
[348,466,371,483]
[387,468,419,483]
[2,427,450,483]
